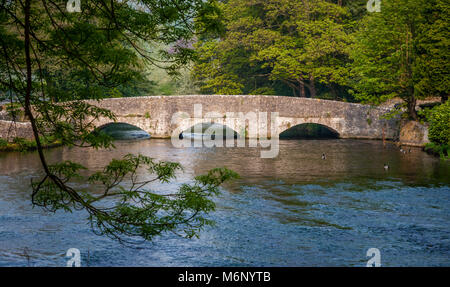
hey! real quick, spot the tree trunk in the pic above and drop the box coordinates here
[291,86,297,97]
[299,80,305,97]
[283,79,301,97]
[24,0,51,175]
[330,85,338,100]
[406,96,418,121]
[309,76,317,98]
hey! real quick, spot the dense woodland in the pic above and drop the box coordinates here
[192,0,448,119]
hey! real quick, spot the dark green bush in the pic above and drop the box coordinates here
[424,143,449,158]
[428,101,450,146]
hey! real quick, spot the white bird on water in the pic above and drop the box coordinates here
[322,153,326,160]
[384,163,389,171]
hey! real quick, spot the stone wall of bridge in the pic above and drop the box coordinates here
[0,95,399,141]
[0,120,34,140]
[87,95,399,139]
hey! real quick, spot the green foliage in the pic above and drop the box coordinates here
[193,0,359,99]
[427,101,450,146]
[32,154,239,243]
[35,101,117,149]
[1,0,231,243]
[12,137,35,150]
[5,103,25,121]
[193,39,245,95]
[253,0,351,97]
[424,142,449,159]
[0,136,61,152]
[415,0,450,102]
[145,64,199,95]
[349,0,449,119]
[191,0,447,106]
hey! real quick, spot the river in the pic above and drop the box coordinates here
[0,138,449,266]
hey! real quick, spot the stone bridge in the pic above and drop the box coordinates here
[0,95,398,140]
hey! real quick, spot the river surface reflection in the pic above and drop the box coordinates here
[0,139,449,266]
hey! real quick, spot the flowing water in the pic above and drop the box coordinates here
[0,138,449,266]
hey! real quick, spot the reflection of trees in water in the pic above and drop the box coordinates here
[187,139,448,185]
[0,139,447,190]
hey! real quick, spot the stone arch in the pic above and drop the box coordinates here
[279,123,340,139]
[95,122,151,139]
[179,121,241,139]
[93,116,155,134]
[276,117,344,138]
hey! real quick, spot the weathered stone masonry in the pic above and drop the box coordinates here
[0,95,398,140]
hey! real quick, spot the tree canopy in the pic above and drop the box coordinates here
[192,0,449,118]
[193,0,362,100]
[349,0,449,120]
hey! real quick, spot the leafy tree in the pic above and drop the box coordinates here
[193,0,353,99]
[253,0,351,98]
[349,0,448,120]
[339,0,367,20]
[193,39,245,95]
[0,0,236,243]
[33,155,238,243]
[415,0,450,103]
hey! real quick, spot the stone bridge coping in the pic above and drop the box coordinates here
[87,95,390,111]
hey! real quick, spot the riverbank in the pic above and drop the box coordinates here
[0,137,62,152]
[424,143,449,159]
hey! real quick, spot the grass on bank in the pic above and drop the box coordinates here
[0,136,61,152]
